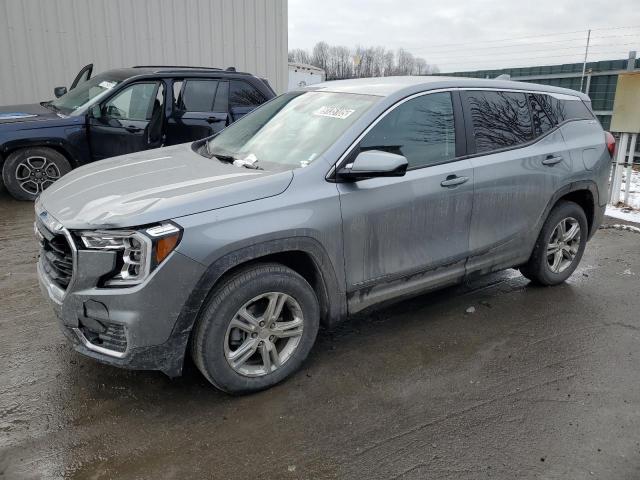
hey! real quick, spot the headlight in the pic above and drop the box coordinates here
[79,222,181,287]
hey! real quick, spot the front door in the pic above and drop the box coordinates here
[88,81,165,160]
[337,91,474,312]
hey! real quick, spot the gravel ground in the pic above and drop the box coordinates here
[1,192,639,480]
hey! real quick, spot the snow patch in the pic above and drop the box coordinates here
[605,206,640,224]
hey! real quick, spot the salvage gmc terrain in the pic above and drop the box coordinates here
[35,76,613,394]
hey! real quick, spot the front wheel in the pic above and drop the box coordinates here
[520,200,588,285]
[191,263,320,394]
[2,147,71,201]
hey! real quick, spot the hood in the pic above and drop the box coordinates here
[38,144,294,229]
[0,103,62,124]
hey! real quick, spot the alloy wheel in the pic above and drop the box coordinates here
[224,292,304,377]
[546,217,581,274]
[15,156,61,195]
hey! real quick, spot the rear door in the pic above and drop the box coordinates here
[88,81,165,160]
[165,79,229,145]
[463,89,572,274]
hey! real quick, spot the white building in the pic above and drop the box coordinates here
[288,63,325,90]
[0,0,288,104]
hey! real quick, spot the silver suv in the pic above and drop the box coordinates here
[35,76,612,394]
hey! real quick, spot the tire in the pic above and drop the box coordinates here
[520,201,588,286]
[191,263,320,394]
[1,147,72,201]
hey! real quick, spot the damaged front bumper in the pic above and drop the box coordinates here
[36,220,205,377]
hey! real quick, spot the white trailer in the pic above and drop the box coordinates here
[288,63,325,90]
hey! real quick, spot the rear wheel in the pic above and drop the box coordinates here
[191,263,320,394]
[2,147,71,201]
[520,201,588,285]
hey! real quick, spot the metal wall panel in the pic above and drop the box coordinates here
[0,0,288,104]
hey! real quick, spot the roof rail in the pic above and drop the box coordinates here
[132,65,222,70]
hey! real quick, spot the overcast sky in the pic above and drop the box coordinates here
[289,0,640,72]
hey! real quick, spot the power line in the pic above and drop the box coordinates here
[404,25,640,51]
[413,33,640,55]
[424,42,640,59]
[435,52,634,69]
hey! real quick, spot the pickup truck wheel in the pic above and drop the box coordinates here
[520,201,588,285]
[2,147,71,201]
[191,263,320,394]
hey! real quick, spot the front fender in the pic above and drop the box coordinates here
[171,236,347,344]
[0,126,88,168]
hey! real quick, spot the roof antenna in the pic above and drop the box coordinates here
[226,67,236,72]
[495,74,511,80]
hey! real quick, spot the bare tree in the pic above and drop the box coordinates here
[289,42,437,80]
[396,48,415,76]
[288,48,312,65]
[312,41,330,72]
[383,50,395,76]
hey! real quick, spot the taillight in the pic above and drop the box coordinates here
[605,131,616,157]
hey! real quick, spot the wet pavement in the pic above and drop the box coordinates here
[1,192,640,480]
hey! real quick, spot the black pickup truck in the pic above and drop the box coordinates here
[0,64,275,200]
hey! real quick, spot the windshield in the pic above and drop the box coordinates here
[206,91,378,168]
[50,73,122,115]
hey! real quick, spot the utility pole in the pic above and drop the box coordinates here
[580,29,591,92]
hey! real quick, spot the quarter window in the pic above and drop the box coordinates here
[229,80,266,108]
[531,93,593,127]
[465,91,532,152]
[359,92,456,169]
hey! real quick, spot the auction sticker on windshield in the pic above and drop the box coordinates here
[314,106,355,119]
[99,81,117,90]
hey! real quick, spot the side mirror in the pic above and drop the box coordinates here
[88,103,102,119]
[337,150,408,181]
[53,86,67,98]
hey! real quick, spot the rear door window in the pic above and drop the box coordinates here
[359,92,456,169]
[178,80,219,112]
[213,81,229,112]
[465,91,532,153]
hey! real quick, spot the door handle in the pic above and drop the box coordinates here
[542,155,563,166]
[124,125,142,133]
[440,175,469,188]
[206,116,224,124]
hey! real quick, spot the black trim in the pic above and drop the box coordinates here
[451,90,467,158]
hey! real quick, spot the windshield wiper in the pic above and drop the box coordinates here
[211,151,263,170]
[211,153,236,163]
[40,101,59,113]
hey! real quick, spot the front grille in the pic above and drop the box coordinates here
[37,221,73,289]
